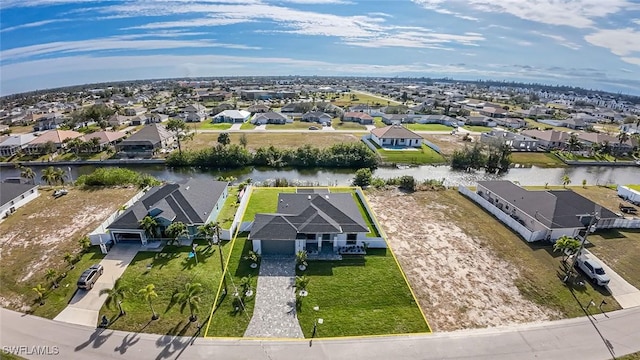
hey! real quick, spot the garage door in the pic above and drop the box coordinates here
[261,240,295,255]
[114,232,142,242]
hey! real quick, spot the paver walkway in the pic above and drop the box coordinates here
[584,249,640,308]
[244,256,304,338]
[54,244,139,327]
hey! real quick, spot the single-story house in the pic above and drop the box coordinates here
[184,104,208,122]
[246,104,270,114]
[212,110,251,123]
[463,116,496,127]
[107,114,134,127]
[578,133,637,155]
[475,181,618,241]
[301,111,332,125]
[370,125,423,148]
[520,129,570,150]
[1,182,39,220]
[480,130,539,151]
[124,107,147,117]
[493,117,526,129]
[33,114,65,131]
[107,179,229,244]
[82,131,126,149]
[24,129,83,154]
[479,106,509,118]
[250,191,370,256]
[620,123,640,135]
[115,123,174,158]
[0,133,37,157]
[342,112,374,124]
[252,111,292,125]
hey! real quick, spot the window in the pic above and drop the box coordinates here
[346,234,357,245]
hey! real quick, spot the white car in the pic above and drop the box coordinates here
[575,254,610,286]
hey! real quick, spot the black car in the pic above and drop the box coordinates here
[77,264,103,290]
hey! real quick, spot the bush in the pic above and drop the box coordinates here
[353,168,372,187]
[75,167,161,188]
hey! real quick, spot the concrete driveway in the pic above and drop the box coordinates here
[230,123,243,130]
[54,244,139,327]
[582,250,640,308]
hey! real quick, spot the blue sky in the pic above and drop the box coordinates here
[1,0,640,96]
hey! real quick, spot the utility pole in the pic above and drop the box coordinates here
[215,224,228,294]
[564,211,599,283]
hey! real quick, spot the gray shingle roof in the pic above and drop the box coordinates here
[120,123,173,145]
[0,183,38,207]
[108,179,227,230]
[250,192,369,241]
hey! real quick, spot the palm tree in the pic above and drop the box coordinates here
[100,279,128,316]
[45,268,59,288]
[32,284,46,305]
[54,167,67,186]
[64,252,75,270]
[138,284,159,320]
[139,216,158,240]
[88,137,101,153]
[40,166,58,186]
[19,166,36,184]
[166,118,187,154]
[166,221,188,246]
[567,134,581,154]
[173,282,202,322]
[197,221,218,245]
[618,131,630,147]
[78,236,91,252]
[561,174,571,188]
[553,235,581,262]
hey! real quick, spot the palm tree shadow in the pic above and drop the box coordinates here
[74,328,113,351]
[114,333,140,354]
[154,322,192,360]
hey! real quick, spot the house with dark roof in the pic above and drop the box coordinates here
[475,181,618,241]
[480,130,539,152]
[115,123,174,158]
[249,191,370,256]
[370,125,423,148]
[107,179,228,244]
[251,111,292,125]
[1,183,39,220]
[301,111,332,125]
[246,104,270,114]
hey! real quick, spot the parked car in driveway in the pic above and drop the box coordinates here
[77,264,103,290]
[308,126,319,130]
[575,253,610,286]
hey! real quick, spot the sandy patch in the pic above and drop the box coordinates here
[367,189,560,331]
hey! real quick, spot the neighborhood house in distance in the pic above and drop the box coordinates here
[250,189,378,256]
[103,179,228,244]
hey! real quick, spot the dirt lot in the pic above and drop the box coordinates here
[367,189,564,331]
[185,132,362,151]
[422,134,478,156]
[0,186,138,310]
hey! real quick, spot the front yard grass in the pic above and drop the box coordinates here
[239,122,256,130]
[510,152,565,167]
[437,190,620,317]
[99,240,228,335]
[195,122,232,130]
[204,235,259,337]
[296,248,430,337]
[266,121,316,130]
[334,121,367,130]
[462,125,493,133]
[407,124,454,131]
[586,229,640,290]
[372,142,445,165]
[218,186,240,229]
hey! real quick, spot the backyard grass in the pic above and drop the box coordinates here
[628,185,640,191]
[351,192,381,237]
[510,152,565,167]
[30,248,105,319]
[195,122,232,130]
[334,121,367,130]
[240,122,256,130]
[241,187,297,221]
[0,186,139,314]
[407,124,454,131]
[266,121,318,130]
[373,117,386,128]
[372,141,445,165]
[524,118,571,132]
[185,132,361,151]
[296,248,429,337]
[99,240,229,335]
[586,229,640,290]
[462,125,493,133]
[218,186,240,229]
[429,190,620,317]
[555,151,632,163]
[204,235,259,337]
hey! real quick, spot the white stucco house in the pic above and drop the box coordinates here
[212,110,251,123]
[370,125,423,148]
[1,183,39,220]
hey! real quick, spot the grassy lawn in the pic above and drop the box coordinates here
[334,121,367,130]
[185,132,361,151]
[407,124,454,131]
[586,229,640,290]
[218,186,240,229]
[628,185,640,191]
[266,121,317,130]
[330,92,400,108]
[0,187,139,315]
[296,248,429,337]
[241,187,297,221]
[510,152,565,167]
[351,192,380,237]
[619,352,640,360]
[31,248,105,318]
[373,117,386,128]
[462,125,493,133]
[99,240,229,335]
[204,235,259,337]
[8,124,33,134]
[430,190,620,317]
[195,122,232,130]
[524,118,571,132]
[373,142,445,165]
[239,122,256,130]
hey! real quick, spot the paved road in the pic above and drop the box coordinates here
[54,245,139,327]
[2,305,640,359]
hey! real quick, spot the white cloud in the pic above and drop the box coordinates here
[585,28,640,56]
[1,37,260,61]
[124,17,251,30]
[273,0,352,3]
[413,0,635,28]
[531,31,581,50]
[621,57,640,66]
[0,19,71,33]
[410,0,478,21]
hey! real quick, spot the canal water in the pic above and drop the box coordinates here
[1,164,638,187]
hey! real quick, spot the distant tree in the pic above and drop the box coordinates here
[561,174,571,188]
[239,133,248,148]
[40,141,57,156]
[217,132,231,146]
[567,134,581,154]
[353,168,372,187]
[166,118,187,154]
[399,175,416,192]
[618,131,630,147]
